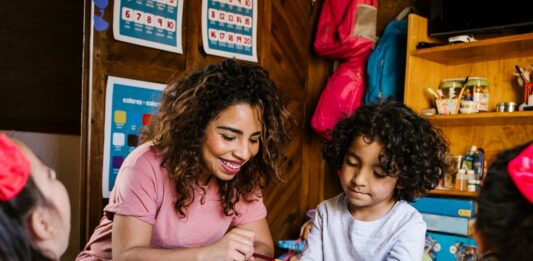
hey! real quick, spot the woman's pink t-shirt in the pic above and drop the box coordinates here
[77,143,267,260]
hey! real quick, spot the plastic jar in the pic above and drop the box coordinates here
[466,77,490,111]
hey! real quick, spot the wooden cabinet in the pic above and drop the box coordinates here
[404,14,533,198]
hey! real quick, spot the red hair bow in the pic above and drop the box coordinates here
[508,143,533,204]
[0,133,31,202]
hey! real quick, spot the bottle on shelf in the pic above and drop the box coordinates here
[462,145,477,170]
[466,170,477,192]
[455,169,468,191]
[473,148,485,180]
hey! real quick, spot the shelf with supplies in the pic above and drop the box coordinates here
[411,32,533,65]
[426,189,479,199]
[404,14,533,164]
[424,111,533,126]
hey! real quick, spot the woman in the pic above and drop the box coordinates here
[78,60,293,261]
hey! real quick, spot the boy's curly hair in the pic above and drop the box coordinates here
[323,100,449,202]
[142,59,293,217]
[475,142,533,260]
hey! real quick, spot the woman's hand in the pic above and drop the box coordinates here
[205,228,255,261]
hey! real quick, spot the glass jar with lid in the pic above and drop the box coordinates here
[466,77,490,111]
[437,79,464,114]
[439,79,463,99]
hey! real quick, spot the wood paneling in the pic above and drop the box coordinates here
[377,0,428,36]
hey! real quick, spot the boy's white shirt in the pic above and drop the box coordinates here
[301,193,426,261]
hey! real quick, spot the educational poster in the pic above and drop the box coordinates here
[102,76,165,198]
[202,0,258,62]
[113,0,184,53]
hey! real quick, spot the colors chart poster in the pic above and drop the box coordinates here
[113,0,184,53]
[202,0,258,62]
[102,76,165,198]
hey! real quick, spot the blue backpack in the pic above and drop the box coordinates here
[365,8,413,104]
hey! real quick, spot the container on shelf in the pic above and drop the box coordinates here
[466,77,490,111]
[496,102,517,112]
[455,169,468,191]
[436,79,465,115]
[522,82,533,106]
[459,100,478,114]
[466,170,476,192]
[439,79,463,99]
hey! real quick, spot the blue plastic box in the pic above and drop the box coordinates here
[421,213,474,236]
[411,197,476,218]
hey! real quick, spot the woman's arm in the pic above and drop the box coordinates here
[112,215,255,261]
[234,218,274,256]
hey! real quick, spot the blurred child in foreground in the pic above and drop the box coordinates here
[474,141,533,260]
[0,133,71,260]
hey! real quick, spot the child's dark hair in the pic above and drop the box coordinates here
[0,178,53,261]
[323,100,449,202]
[475,141,533,260]
[142,59,293,217]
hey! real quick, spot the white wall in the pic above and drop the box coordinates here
[2,130,81,260]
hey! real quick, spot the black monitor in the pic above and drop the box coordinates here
[429,0,533,38]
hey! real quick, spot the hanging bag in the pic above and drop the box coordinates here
[365,7,415,104]
[311,0,377,139]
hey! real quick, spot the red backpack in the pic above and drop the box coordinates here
[311,0,377,139]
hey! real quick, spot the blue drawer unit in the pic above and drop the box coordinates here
[411,197,476,218]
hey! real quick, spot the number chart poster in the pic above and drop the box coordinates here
[202,0,258,62]
[113,0,184,53]
[102,76,165,198]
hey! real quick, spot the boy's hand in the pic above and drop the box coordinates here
[300,220,313,240]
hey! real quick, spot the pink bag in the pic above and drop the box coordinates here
[311,60,367,140]
[311,0,377,139]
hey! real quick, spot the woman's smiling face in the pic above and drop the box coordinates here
[199,103,262,185]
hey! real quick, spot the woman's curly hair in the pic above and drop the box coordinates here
[475,141,533,260]
[142,59,293,217]
[323,100,449,202]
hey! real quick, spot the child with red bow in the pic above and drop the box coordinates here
[0,133,71,260]
[474,141,533,260]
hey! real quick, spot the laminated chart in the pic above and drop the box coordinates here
[113,0,184,53]
[102,76,165,198]
[202,0,257,62]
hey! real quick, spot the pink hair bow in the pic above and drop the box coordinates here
[507,143,533,204]
[0,133,31,202]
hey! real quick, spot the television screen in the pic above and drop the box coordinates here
[429,0,533,38]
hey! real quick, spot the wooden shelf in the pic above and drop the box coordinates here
[427,189,479,198]
[425,111,533,126]
[412,32,533,65]
[404,14,533,164]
